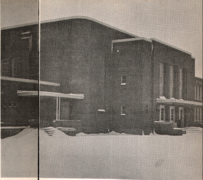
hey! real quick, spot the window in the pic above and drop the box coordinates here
[179,68,183,99]
[180,110,183,120]
[121,76,126,85]
[170,106,175,121]
[56,97,61,120]
[121,106,126,115]
[200,87,202,101]
[197,86,199,100]
[195,86,197,100]
[194,108,197,121]
[21,31,32,52]
[179,107,184,122]
[195,107,202,122]
[159,105,165,121]
[169,66,174,98]
[195,86,202,101]
[1,58,9,76]
[159,63,164,96]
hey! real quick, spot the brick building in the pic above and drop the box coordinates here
[1,17,202,133]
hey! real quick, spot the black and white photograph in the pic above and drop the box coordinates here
[1,0,202,179]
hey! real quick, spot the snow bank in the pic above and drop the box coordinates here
[1,128,38,177]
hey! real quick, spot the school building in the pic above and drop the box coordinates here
[1,17,202,133]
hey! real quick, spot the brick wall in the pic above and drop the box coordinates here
[40,18,134,132]
[111,40,152,131]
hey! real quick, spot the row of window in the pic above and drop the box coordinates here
[159,105,184,121]
[194,108,202,122]
[159,62,184,99]
[195,86,202,101]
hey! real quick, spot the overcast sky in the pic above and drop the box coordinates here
[1,0,202,78]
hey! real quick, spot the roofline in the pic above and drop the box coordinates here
[195,77,203,80]
[1,76,60,86]
[1,21,38,30]
[1,16,137,38]
[112,37,151,43]
[157,98,202,106]
[150,38,192,55]
[41,16,138,38]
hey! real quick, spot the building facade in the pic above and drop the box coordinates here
[1,25,39,126]
[1,17,202,133]
[193,77,203,126]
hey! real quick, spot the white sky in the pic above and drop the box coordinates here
[1,0,202,78]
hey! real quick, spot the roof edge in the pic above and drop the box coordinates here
[195,77,203,80]
[112,37,151,43]
[1,21,38,30]
[1,16,137,37]
[40,16,138,38]
[151,38,192,56]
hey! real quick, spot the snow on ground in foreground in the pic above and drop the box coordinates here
[1,127,202,180]
[1,128,38,177]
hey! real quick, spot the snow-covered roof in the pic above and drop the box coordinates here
[17,90,84,99]
[1,76,60,86]
[112,37,151,43]
[157,98,202,106]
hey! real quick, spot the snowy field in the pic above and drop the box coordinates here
[1,127,202,180]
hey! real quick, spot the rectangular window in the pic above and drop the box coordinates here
[200,108,202,122]
[199,87,202,101]
[159,63,164,96]
[56,97,61,120]
[180,109,183,120]
[170,106,175,121]
[195,86,197,100]
[179,68,183,99]
[169,66,174,98]
[1,58,9,76]
[197,86,200,100]
[159,105,165,121]
[194,108,197,121]
[179,107,184,123]
[197,108,199,122]
[121,76,126,85]
[121,106,126,115]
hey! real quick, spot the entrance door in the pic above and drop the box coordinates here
[179,107,184,127]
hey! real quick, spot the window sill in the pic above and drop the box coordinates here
[98,109,105,112]
[121,83,126,86]
[120,114,126,116]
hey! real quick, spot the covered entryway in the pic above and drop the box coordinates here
[17,90,84,127]
[157,97,202,127]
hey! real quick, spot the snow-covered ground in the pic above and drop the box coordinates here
[1,127,202,180]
